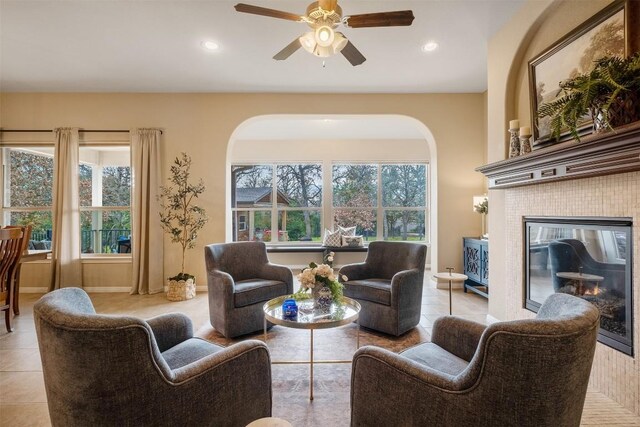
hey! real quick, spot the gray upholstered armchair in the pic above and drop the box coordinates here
[34,288,272,427]
[205,241,293,338]
[351,293,600,427]
[339,241,427,336]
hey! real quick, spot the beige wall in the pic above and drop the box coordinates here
[486,0,612,319]
[487,0,638,414]
[1,92,485,288]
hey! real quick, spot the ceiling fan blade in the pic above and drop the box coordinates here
[273,38,302,60]
[234,3,303,22]
[319,0,338,12]
[345,10,415,28]
[341,40,366,66]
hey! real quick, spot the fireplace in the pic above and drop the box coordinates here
[525,216,633,356]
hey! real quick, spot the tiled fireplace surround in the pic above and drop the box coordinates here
[504,171,640,415]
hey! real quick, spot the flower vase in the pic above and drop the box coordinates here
[314,286,333,311]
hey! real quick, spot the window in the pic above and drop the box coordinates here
[1,147,54,249]
[381,164,427,241]
[1,145,131,255]
[333,163,428,242]
[231,165,273,242]
[332,164,378,239]
[231,164,322,242]
[238,215,247,231]
[230,161,428,244]
[79,146,131,254]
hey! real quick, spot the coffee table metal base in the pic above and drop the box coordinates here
[263,318,360,401]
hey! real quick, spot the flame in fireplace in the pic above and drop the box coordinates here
[583,287,603,296]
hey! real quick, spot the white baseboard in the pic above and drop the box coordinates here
[162,285,209,292]
[84,286,131,293]
[431,277,464,290]
[486,314,501,324]
[19,287,48,293]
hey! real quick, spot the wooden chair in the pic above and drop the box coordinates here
[0,228,24,332]
[5,225,32,315]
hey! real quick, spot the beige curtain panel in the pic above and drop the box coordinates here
[130,128,164,294]
[50,127,83,291]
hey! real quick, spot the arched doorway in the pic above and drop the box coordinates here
[226,114,438,269]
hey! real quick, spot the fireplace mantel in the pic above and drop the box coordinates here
[477,122,640,189]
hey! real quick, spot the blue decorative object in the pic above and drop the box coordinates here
[282,299,298,319]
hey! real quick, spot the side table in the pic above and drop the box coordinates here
[433,269,468,315]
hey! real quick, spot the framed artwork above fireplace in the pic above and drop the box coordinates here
[528,0,634,148]
[524,216,633,356]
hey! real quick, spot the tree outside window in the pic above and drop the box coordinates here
[382,164,427,241]
[3,148,54,244]
[230,162,428,244]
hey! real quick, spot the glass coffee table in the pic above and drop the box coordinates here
[263,295,361,400]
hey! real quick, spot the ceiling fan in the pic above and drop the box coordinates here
[234,0,415,66]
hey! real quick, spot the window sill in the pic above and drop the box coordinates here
[266,245,368,253]
[81,255,132,264]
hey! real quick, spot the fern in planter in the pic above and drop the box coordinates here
[538,52,640,141]
[159,153,208,282]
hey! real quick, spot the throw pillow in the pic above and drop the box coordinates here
[337,225,356,237]
[322,229,342,247]
[342,235,364,248]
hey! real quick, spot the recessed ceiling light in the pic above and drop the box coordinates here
[422,41,439,52]
[201,40,219,51]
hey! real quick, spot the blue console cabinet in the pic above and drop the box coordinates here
[463,237,488,298]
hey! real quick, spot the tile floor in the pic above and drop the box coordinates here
[1,274,638,426]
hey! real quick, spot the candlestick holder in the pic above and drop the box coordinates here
[519,135,532,155]
[509,128,520,158]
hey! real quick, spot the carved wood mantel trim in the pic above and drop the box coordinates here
[476,122,640,189]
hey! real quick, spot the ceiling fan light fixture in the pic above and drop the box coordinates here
[299,32,316,53]
[315,25,335,47]
[313,44,333,57]
[332,32,348,53]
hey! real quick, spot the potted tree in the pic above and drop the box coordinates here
[159,153,208,301]
[538,52,640,141]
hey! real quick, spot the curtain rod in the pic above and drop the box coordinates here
[1,129,163,134]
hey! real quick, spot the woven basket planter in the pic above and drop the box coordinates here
[166,278,196,301]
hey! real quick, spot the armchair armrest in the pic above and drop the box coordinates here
[351,346,462,426]
[168,340,272,424]
[206,269,235,304]
[171,339,271,383]
[338,263,371,282]
[259,263,294,294]
[146,313,194,352]
[431,316,487,362]
[390,268,423,304]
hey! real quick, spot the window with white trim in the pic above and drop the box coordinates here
[1,145,131,255]
[79,146,131,254]
[230,161,428,244]
[231,164,322,242]
[1,147,54,249]
[332,163,427,242]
